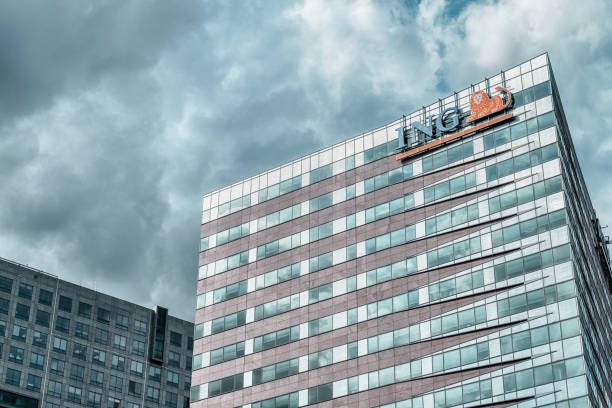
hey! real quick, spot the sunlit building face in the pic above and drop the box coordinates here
[192,53,612,408]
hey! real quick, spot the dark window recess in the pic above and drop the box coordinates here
[73,343,87,360]
[18,283,33,299]
[15,304,30,321]
[0,298,9,314]
[36,310,50,327]
[95,328,108,345]
[97,308,111,324]
[0,276,12,294]
[5,368,21,386]
[129,380,143,397]
[150,306,167,363]
[170,331,182,347]
[78,302,92,318]
[55,316,70,333]
[38,289,53,306]
[75,322,89,340]
[58,295,72,312]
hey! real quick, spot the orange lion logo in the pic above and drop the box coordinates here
[466,86,512,123]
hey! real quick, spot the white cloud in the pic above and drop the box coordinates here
[1,0,611,320]
[286,0,437,105]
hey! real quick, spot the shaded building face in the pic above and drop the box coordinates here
[192,54,612,408]
[0,261,194,408]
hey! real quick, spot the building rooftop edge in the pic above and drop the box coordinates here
[201,52,550,199]
[0,255,193,325]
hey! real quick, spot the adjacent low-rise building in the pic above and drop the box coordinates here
[0,257,193,408]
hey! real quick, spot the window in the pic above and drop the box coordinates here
[147,386,160,403]
[0,276,12,294]
[90,369,104,386]
[111,354,125,371]
[73,343,87,360]
[129,380,143,397]
[78,301,92,318]
[132,339,145,356]
[108,397,121,408]
[12,324,27,342]
[75,322,89,339]
[30,351,45,370]
[0,297,9,314]
[50,358,65,375]
[185,357,192,371]
[113,334,127,350]
[46,403,60,408]
[27,374,42,392]
[0,320,5,336]
[154,338,164,359]
[95,327,108,344]
[134,319,147,336]
[32,330,47,348]
[36,309,50,327]
[170,331,182,347]
[5,368,21,386]
[93,348,106,366]
[47,380,62,397]
[53,337,67,353]
[187,336,193,351]
[127,403,140,408]
[67,385,82,403]
[116,313,129,330]
[18,282,33,299]
[184,376,191,391]
[149,366,161,381]
[58,295,72,312]
[109,375,123,392]
[15,303,30,320]
[97,307,111,324]
[165,391,178,407]
[167,370,179,387]
[55,315,70,333]
[168,351,181,368]
[39,288,53,306]
[130,360,144,376]
[9,346,24,364]
[88,391,102,408]
[70,364,85,382]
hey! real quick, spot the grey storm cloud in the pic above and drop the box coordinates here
[0,0,611,320]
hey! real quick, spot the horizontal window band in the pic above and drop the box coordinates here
[193,243,570,372]
[197,332,581,405]
[203,314,580,402]
[195,219,568,339]
[197,190,560,326]
[196,214,566,340]
[198,141,558,280]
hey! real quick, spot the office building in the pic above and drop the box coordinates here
[0,258,193,408]
[192,53,612,407]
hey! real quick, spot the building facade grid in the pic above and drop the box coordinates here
[192,54,612,408]
[0,259,194,408]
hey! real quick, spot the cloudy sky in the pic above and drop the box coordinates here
[1,0,610,321]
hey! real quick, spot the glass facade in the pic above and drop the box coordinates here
[193,54,612,408]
